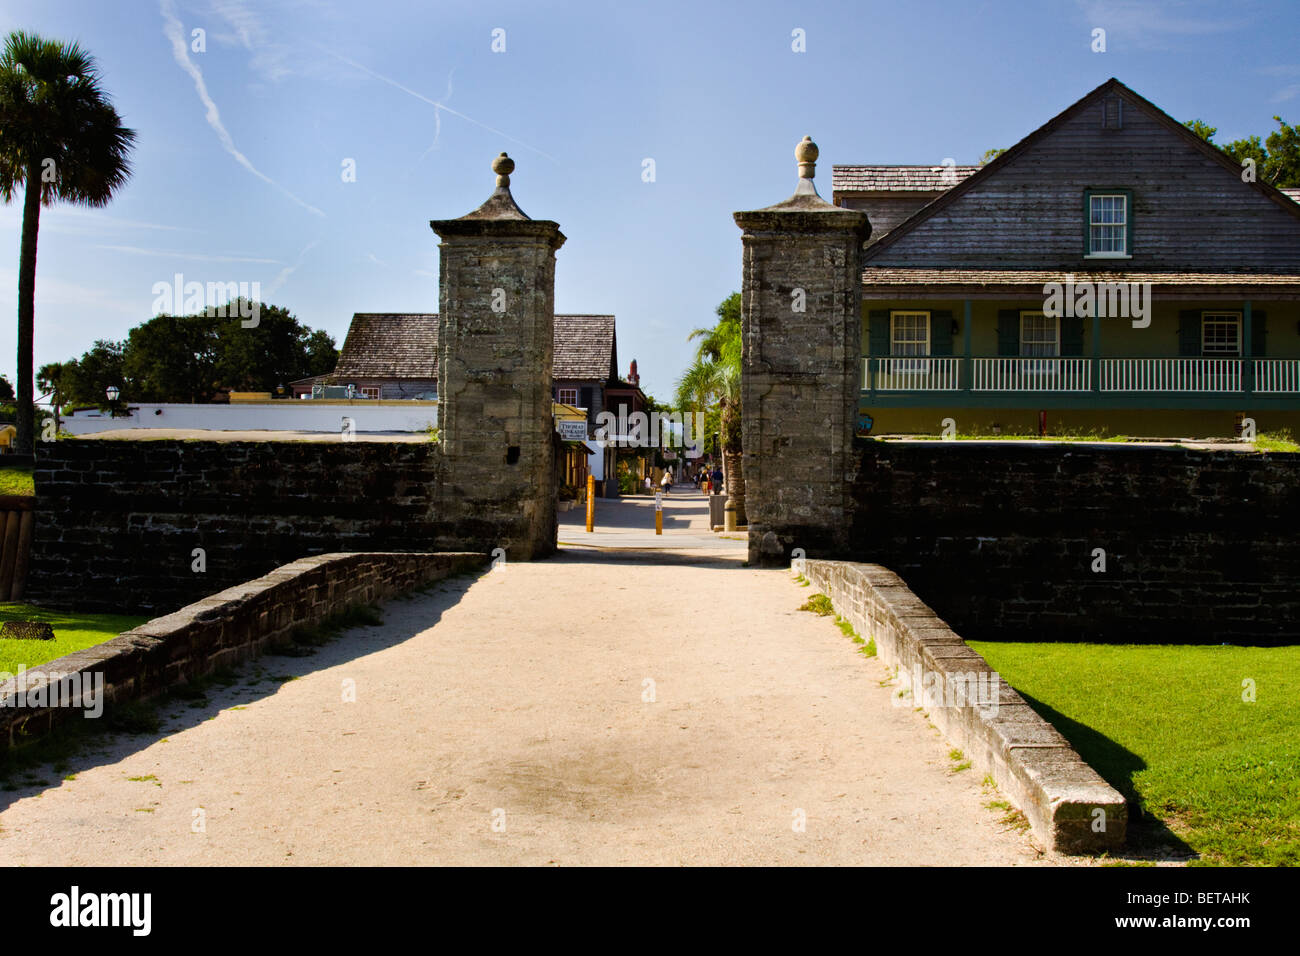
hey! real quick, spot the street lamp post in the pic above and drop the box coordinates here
[106,385,121,418]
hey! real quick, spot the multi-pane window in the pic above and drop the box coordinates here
[1089,194,1128,255]
[360,386,380,400]
[1020,312,1060,357]
[557,387,579,406]
[1202,313,1242,355]
[890,312,930,356]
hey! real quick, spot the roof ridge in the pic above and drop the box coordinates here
[861,77,1300,260]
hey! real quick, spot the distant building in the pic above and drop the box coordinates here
[835,78,1300,436]
[310,312,647,495]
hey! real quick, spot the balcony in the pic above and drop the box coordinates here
[861,357,1300,408]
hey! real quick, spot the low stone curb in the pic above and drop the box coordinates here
[0,551,487,749]
[802,558,1127,854]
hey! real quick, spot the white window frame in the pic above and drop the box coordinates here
[888,311,931,377]
[359,386,381,400]
[889,311,930,355]
[1019,311,1061,379]
[557,387,579,406]
[1086,193,1129,258]
[1201,311,1242,356]
[1019,311,1060,357]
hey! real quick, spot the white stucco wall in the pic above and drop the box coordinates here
[62,401,439,435]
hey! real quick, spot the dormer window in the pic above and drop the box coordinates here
[1084,189,1133,258]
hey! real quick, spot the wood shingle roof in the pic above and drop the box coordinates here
[335,313,439,379]
[832,165,979,192]
[553,314,616,380]
[333,313,616,382]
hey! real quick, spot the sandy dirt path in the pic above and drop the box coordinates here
[0,493,1050,866]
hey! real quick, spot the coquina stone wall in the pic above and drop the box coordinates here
[30,439,516,613]
[847,441,1300,645]
[30,154,563,615]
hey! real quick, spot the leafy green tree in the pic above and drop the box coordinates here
[1184,115,1299,187]
[1183,119,1217,142]
[123,314,220,403]
[0,374,13,401]
[37,340,125,408]
[213,301,337,393]
[45,305,338,405]
[675,291,745,523]
[304,328,339,377]
[978,147,1006,165]
[0,31,135,451]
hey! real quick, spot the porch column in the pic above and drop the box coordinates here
[962,299,972,393]
[1244,300,1254,395]
[734,137,871,566]
[1092,311,1101,393]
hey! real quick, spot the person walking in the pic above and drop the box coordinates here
[710,465,723,493]
[660,468,673,495]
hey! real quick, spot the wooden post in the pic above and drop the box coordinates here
[962,299,972,393]
[585,473,595,532]
[1243,300,1253,396]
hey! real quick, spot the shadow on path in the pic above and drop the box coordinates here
[0,574,480,814]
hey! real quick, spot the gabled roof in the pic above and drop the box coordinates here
[332,313,617,383]
[1283,188,1300,203]
[863,77,1300,263]
[832,164,979,192]
[335,313,439,379]
[861,268,1300,296]
[553,314,616,380]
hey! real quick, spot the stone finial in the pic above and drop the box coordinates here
[493,152,515,187]
[796,136,818,179]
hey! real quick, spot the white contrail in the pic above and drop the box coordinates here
[266,239,322,295]
[160,0,325,217]
[416,69,455,164]
[317,45,558,164]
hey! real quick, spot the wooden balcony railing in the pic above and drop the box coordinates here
[861,357,1300,395]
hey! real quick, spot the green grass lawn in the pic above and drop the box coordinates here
[0,603,149,674]
[968,641,1300,866]
[0,466,33,496]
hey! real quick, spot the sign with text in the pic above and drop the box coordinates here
[557,420,587,441]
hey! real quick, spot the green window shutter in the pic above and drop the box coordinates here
[868,310,890,356]
[930,310,954,356]
[1061,317,1084,356]
[1251,311,1267,357]
[1177,310,1200,356]
[996,309,1020,356]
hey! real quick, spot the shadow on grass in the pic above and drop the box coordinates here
[1018,690,1196,863]
[0,572,481,814]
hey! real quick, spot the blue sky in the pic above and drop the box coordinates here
[1,0,1297,402]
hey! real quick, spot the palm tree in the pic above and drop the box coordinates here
[0,31,136,452]
[677,293,746,526]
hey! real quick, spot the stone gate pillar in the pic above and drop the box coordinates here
[733,137,871,566]
[432,153,565,559]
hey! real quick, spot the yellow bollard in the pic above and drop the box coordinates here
[654,491,663,534]
[586,474,595,533]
